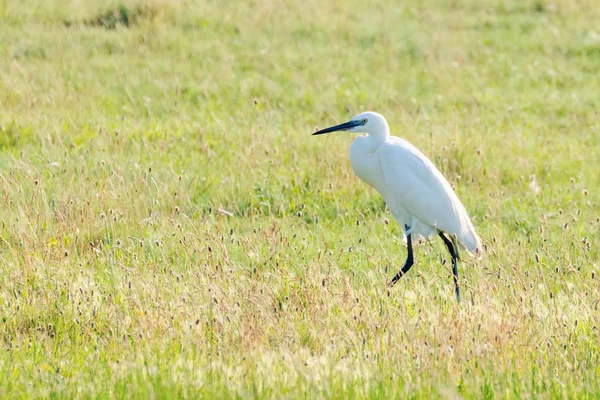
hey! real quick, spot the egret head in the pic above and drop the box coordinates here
[313,111,389,138]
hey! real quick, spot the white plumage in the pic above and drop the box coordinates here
[352,134,481,253]
[313,111,482,301]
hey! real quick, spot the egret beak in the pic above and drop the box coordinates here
[312,120,361,135]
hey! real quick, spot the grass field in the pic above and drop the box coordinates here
[1,0,600,397]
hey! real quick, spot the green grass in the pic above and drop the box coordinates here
[1,0,600,397]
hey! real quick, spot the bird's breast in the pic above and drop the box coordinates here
[349,138,385,192]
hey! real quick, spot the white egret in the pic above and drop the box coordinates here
[313,111,482,301]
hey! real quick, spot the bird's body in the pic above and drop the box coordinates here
[350,135,481,253]
[313,111,482,301]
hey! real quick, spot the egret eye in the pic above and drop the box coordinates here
[361,118,368,124]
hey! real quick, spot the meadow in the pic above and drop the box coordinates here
[1,0,599,397]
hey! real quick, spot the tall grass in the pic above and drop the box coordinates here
[1,0,599,397]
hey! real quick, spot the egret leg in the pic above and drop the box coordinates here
[439,232,461,302]
[389,225,414,286]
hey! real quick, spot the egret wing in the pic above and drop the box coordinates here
[377,138,481,253]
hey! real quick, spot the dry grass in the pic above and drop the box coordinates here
[1,0,599,397]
